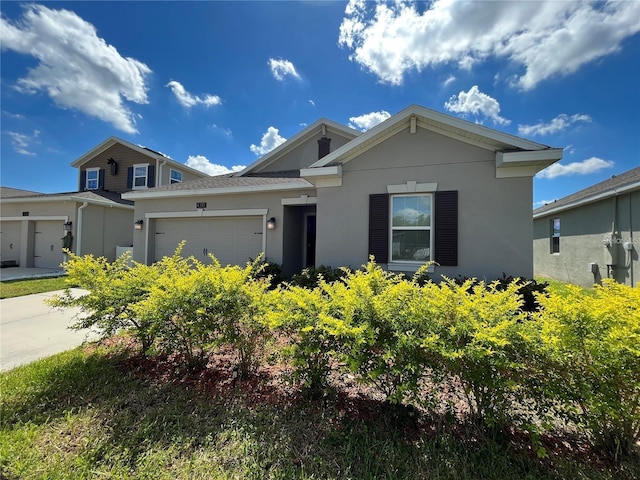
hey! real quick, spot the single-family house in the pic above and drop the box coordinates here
[124,105,563,280]
[0,137,209,269]
[533,166,639,287]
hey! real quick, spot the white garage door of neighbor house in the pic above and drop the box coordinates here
[34,221,64,269]
[1,221,22,265]
[154,216,264,266]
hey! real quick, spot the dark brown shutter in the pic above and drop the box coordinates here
[80,172,86,191]
[434,190,458,266]
[369,194,389,263]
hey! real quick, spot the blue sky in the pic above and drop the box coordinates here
[1,1,639,208]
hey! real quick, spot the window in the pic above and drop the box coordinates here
[133,164,148,189]
[170,169,182,184]
[551,218,560,253]
[390,194,432,262]
[86,168,100,190]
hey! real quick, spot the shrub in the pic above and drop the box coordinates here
[454,274,549,312]
[534,280,640,459]
[289,265,351,289]
[47,250,161,354]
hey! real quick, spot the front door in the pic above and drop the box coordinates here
[305,214,316,268]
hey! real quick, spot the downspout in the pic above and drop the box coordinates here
[158,158,167,186]
[76,201,89,255]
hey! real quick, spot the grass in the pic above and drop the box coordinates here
[2,343,638,480]
[0,276,72,299]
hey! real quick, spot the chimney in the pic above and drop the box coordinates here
[318,136,331,159]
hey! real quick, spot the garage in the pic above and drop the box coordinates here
[0,221,22,266]
[153,216,264,266]
[34,221,65,268]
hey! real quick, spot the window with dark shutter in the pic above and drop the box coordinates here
[434,190,458,266]
[98,169,105,189]
[147,165,155,188]
[127,167,133,189]
[369,194,389,263]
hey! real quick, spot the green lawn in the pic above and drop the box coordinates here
[1,344,637,480]
[0,276,72,299]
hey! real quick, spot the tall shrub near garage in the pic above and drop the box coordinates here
[534,279,640,459]
[47,251,162,354]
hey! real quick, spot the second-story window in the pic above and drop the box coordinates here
[170,169,182,184]
[133,164,148,189]
[86,167,100,190]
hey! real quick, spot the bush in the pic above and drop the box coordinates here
[533,279,640,459]
[289,265,351,289]
[47,250,161,354]
[454,274,549,312]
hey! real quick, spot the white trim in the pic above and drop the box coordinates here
[389,193,433,264]
[496,149,564,167]
[388,262,435,274]
[145,208,268,219]
[281,195,317,205]
[300,165,342,178]
[123,181,313,199]
[132,163,149,190]
[85,167,100,190]
[0,216,69,222]
[387,181,437,194]
[533,180,640,218]
[496,165,544,178]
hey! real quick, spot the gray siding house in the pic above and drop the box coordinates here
[533,166,639,287]
[0,137,209,269]
[124,105,562,280]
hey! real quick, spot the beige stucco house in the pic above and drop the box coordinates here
[0,137,208,269]
[533,166,639,287]
[124,105,563,279]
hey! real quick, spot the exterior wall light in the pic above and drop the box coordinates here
[63,221,73,231]
[134,220,144,230]
[266,217,276,230]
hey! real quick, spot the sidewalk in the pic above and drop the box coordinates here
[0,267,66,282]
[0,288,99,371]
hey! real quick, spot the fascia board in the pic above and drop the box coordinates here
[122,181,314,200]
[1,194,133,209]
[533,180,640,219]
[496,149,564,167]
[310,104,551,169]
[300,165,342,178]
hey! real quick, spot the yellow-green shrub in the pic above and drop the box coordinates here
[534,280,640,458]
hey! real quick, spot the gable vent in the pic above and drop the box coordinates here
[318,136,331,159]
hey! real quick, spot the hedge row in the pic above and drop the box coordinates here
[49,245,640,459]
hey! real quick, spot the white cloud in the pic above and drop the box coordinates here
[443,75,456,87]
[348,110,391,131]
[185,155,244,176]
[536,157,614,179]
[7,130,40,156]
[338,0,640,89]
[250,126,287,156]
[518,114,591,137]
[268,58,301,81]
[0,4,151,133]
[166,81,222,108]
[309,99,316,106]
[211,124,232,138]
[444,86,510,125]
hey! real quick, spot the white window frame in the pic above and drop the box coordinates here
[170,169,182,184]
[133,163,149,190]
[551,218,560,254]
[389,193,433,265]
[85,167,100,190]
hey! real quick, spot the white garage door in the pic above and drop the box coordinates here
[0,221,22,266]
[154,216,264,266]
[34,221,64,268]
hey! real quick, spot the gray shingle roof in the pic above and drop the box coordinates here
[533,166,640,215]
[136,172,310,193]
[0,188,133,206]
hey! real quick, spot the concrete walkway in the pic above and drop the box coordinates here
[0,267,66,282]
[0,288,100,371]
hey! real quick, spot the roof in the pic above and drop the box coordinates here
[236,118,360,176]
[122,172,313,200]
[307,105,561,176]
[0,186,42,198]
[0,188,134,208]
[533,166,640,218]
[69,136,209,179]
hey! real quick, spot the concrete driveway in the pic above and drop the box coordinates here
[0,288,100,371]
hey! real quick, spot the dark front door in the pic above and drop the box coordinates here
[305,214,316,268]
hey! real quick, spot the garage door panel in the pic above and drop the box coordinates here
[1,221,22,265]
[34,221,64,268]
[154,217,263,266]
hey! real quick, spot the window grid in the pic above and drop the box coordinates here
[170,169,182,184]
[390,193,432,263]
[133,164,148,189]
[86,168,99,190]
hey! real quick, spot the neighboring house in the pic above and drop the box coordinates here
[533,166,639,287]
[124,105,562,280]
[0,137,209,268]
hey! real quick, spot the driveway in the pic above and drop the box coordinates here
[0,289,100,371]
